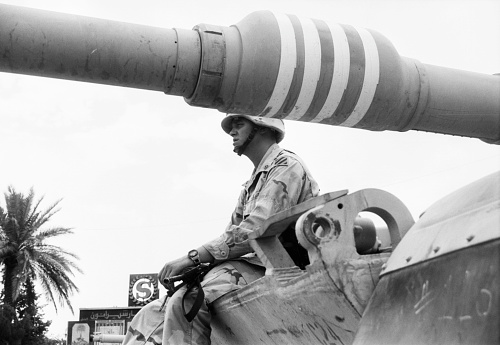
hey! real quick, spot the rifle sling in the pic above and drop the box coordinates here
[182,276,205,322]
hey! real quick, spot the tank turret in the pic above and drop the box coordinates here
[1,3,499,143]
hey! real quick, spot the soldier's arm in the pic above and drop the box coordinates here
[202,159,307,262]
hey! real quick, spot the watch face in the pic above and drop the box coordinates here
[188,250,200,264]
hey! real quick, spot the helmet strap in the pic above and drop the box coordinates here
[234,126,259,156]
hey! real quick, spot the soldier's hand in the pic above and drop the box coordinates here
[158,255,192,287]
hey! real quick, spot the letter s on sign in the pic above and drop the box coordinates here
[132,278,154,302]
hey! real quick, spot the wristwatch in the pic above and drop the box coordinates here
[188,249,201,265]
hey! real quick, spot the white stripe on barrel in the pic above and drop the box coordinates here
[312,22,350,123]
[339,28,380,127]
[285,17,322,120]
[260,13,296,116]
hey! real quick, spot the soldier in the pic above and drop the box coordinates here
[123,114,319,345]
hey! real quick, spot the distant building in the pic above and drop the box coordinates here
[67,273,159,345]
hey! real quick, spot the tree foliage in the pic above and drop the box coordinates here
[0,186,81,344]
[0,277,52,345]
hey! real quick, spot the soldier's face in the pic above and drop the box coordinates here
[229,118,253,148]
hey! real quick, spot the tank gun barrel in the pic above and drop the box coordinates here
[1,4,499,143]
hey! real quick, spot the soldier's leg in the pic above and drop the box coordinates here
[162,284,211,345]
[201,261,265,304]
[162,261,264,345]
[122,296,166,345]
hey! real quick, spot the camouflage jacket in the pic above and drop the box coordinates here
[203,144,319,265]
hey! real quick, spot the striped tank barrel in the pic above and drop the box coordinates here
[1,5,499,143]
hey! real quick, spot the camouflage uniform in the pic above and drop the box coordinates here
[123,143,319,345]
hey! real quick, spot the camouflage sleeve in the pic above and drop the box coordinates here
[203,157,310,262]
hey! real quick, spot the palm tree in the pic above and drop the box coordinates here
[0,186,82,313]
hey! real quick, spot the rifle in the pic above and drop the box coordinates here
[159,263,214,322]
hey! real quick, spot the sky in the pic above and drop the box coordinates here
[0,0,499,339]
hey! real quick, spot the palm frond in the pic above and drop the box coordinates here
[0,186,81,312]
[31,251,80,313]
[34,227,74,241]
[32,203,62,230]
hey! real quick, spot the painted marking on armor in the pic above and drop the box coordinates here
[261,13,296,116]
[339,28,379,127]
[277,14,305,115]
[312,22,350,123]
[476,289,492,317]
[414,280,435,315]
[285,16,322,120]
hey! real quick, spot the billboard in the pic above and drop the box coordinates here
[67,321,92,345]
[128,273,159,306]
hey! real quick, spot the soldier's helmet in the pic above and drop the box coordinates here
[221,114,285,143]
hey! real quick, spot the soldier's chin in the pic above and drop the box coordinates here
[233,146,244,155]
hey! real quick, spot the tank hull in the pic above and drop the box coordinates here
[210,265,362,345]
[353,240,499,345]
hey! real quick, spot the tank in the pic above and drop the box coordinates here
[1,4,498,344]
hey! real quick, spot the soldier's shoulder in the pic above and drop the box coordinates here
[273,149,302,168]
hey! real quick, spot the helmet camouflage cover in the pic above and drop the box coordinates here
[221,114,285,143]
